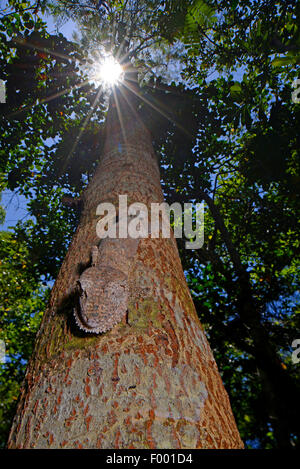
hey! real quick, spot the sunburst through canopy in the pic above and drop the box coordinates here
[92,55,124,87]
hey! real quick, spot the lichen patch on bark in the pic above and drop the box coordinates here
[8,339,210,449]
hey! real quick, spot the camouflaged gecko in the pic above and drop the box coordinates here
[73,237,140,334]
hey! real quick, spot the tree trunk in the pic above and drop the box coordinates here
[7,82,243,449]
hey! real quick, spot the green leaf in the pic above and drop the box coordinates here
[230,83,242,93]
[271,56,297,67]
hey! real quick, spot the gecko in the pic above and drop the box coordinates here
[73,237,140,334]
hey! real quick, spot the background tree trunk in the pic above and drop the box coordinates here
[7,83,243,449]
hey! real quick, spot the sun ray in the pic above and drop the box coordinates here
[6,78,91,119]
[13,37,84,66]
[59,86,104,175]
[112,86,129,147]
[121,78,193,139]
[116,82,146,134]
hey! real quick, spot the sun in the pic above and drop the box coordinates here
[93,56,124,87]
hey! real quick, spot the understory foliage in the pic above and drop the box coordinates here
[0,0,299,448]
[0,230,49,446]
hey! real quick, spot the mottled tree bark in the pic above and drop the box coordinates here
[7,82,243,449]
